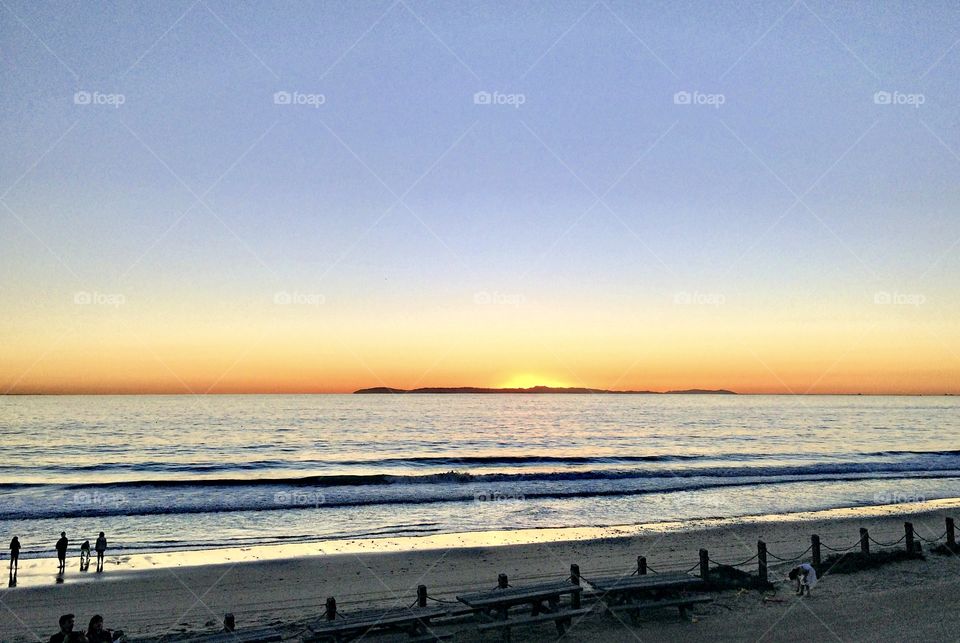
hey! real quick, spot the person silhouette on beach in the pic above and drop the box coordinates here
[86,614,124,642]
[79,540,90,571]
[55,532,68,573]
[223,613,235,632]
[95,531,107,572]
[48,613,86,643]
[8,536,20,570]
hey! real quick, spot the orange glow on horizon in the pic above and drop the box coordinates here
[498,374,572,389]
[1,299,959,395]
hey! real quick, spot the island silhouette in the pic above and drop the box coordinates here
[354,386,736,395]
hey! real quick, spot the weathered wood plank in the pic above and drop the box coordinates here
[585,572,703,593]
[457,582,581,608]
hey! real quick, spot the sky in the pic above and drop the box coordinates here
[1,0,959,394]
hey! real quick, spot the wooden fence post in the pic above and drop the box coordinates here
[325,597,337,621]
[811,535,821,568]
[904,522,915,554]
[570,564,581,609]
[947,517,956,547]
[699,549,710,582]
[637,556,647,575]
[860,528,870,555]
[757,540,768,584]
[417,584,427,608]
[498,573,509,589]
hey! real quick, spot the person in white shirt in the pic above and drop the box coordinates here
[788,563,818,596]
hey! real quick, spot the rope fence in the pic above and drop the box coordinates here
[315,516,957,624]
[914,527,948,544]
[682,560,702,574]
[868,534,906,547]
[709,552,759,568]
[820,539,861,553]
[765,544,812,562]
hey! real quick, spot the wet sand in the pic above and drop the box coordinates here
[2,499,958,641]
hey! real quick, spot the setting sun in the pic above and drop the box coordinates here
[499,374,572,389]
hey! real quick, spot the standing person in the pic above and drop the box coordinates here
[94,532,107,572]
[55,532,68,573]
[9,536,20,570]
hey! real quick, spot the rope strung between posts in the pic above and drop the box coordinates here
[868,534,907,547]
[765,544,812,562]
[820,539,861,553]
[683,560,702,574]
[575,572,604,586]
[425,595,460,605]
[914,528,948,544]
[709,552,759,568]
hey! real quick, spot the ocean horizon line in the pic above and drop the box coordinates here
[3,390,958,396]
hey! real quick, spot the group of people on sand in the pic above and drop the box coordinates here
[49,612,237,642]
[49,613,124,643]
[56,531,109,573]
[8,531,109,576]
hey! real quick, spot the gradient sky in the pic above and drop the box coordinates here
[2,0,959,394]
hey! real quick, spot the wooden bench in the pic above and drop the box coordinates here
[186,627,282,642]
[476,608,593,641]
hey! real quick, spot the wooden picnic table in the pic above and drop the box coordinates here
[457,580,583,615]
[457,581,588,641]
[585,572,709,623]
[585,571,704,596]
[305,605,449,642]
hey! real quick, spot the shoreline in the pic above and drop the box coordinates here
[6,498,959,589]
[3,499,959,641]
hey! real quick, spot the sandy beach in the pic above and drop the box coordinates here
[3,499,959,641]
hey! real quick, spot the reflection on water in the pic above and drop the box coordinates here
[1,395,958,561]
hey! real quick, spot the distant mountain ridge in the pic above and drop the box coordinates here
[354,386,736,395]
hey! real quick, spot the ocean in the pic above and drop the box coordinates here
[1,394,958,559]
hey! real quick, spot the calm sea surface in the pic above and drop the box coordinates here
[1,394,958,557]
